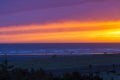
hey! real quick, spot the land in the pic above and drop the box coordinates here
[0,53,120,69]
[1,53,120,80]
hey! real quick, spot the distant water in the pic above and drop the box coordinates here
[0,43,120,55]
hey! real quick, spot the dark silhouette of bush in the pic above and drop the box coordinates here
[0,58,14,80]
[0,59,103,80]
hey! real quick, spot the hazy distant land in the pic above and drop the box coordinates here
[0,53,120,70]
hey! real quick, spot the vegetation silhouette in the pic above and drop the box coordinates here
[0,54,14,80]
[0,53,103,80]
[0,59,103,80]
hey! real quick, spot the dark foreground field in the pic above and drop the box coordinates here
[0,54,120,80]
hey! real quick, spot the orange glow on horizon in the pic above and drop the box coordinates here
[0,21,120,43]
[0,21,120,32]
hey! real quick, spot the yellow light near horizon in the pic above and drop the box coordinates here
[0,21,120,32]
[0,21,120,43]
[1,29,120,43]
[105,29,120,37]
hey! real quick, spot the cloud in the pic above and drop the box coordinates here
[0,0,120,43]
[0,21,120,35]
[0,0,120,27]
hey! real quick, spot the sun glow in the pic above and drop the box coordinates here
[105,29,120,37]
[0,21,120,43]
[0,21,120,32]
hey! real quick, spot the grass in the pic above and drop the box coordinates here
[2,54,120,70]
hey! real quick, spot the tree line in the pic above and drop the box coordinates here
[0,59,103,80]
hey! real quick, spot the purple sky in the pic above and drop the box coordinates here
[0,0,110,14]
[0,0,120,27]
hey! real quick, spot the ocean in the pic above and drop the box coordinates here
[0,43,120,55]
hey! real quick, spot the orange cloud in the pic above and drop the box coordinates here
[0,21,120,43]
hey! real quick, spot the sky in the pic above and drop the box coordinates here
[0,0,120,43]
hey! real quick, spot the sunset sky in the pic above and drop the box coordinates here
[0,0,120,43]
